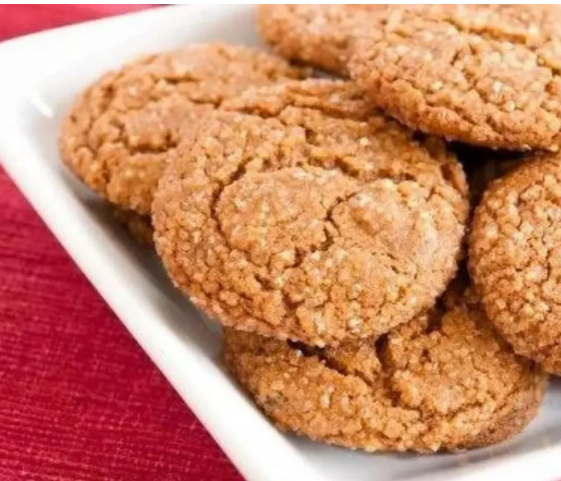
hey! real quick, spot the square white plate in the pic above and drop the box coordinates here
[1,5,561,481]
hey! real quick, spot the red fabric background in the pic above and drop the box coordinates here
[0,6,242,481]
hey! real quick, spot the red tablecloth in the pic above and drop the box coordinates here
[0,6,242,481]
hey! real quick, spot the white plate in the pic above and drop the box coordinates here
[0,5,560,481]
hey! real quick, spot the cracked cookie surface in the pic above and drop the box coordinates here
[153,80,468,345]
[59,43,304,215]
[349,5,561,151]
[223,289,545,452]
[258,4,381,75]
[470,154,561,374]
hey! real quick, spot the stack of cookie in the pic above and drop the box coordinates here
[60,4,560,454]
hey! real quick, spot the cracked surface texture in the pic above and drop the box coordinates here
[223,289,545,452]
[258,4,382,75]
[349,5,561,151]
[153,80,468,345]
[470,154,561,374]
[59,43,305,215]
[113,208,154,246]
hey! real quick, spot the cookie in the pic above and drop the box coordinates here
[470,153,561,374]
[153,79,468,346]
[113,208,154,246]
[59,43,305,215]
[258,5,381,75]
[224,289,545,452]
[349,5,561,151]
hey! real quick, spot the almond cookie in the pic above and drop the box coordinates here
[470,153,561,374]
[113,209,154,246]
[59,43,305,215]
[258,5,381,75]
[349,5,561,151]
[224,289,546,452]
[153,79,469,346]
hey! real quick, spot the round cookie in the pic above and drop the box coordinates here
[153,79,469,345]
[349,5,561,151]
[470,153,561,374]
[258,5,381,75]
[223,289,546,452]
[113,208,154,246]
[60,43,305,215]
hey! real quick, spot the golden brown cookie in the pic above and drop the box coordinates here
[349,5,561,151]
[113,208,154,246]
[224,289,546,452]
[59,43,305,215]
[153,79,469,346]
[258,4,381,75]
[470,153,561,374]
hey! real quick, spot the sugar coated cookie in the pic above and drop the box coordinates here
[349,5,561,151]
[470,153,561,374]
[258,4,380,75]
[224,289,545,452]
[60,43,304,215]
[153,80,468,345]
